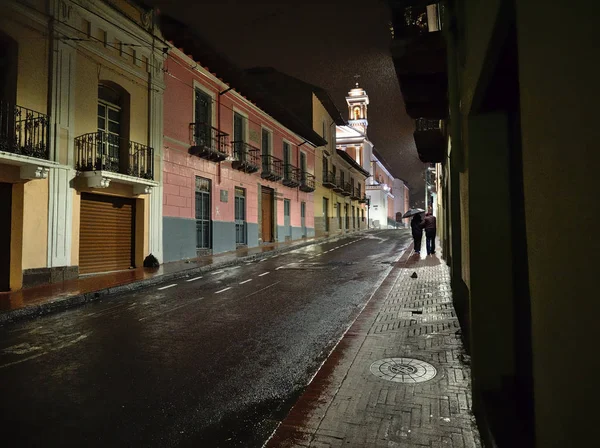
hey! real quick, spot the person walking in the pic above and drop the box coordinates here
[422,211,437,255]
[411,213,424,254]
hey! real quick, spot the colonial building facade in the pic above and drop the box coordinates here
[244,68,369,238]
[1,0,164,290]
[160,49,317,261]
[157,18,330,261]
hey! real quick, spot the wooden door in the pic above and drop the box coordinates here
[0,183,11,291]
[261,187,273,242]
[79,193,135,274]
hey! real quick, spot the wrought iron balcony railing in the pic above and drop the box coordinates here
[128,140,154,179]
[261,154,283,181]
[299,172,315,192]
[190,122,229,162]
[341,182,352,196]
[359,195,368,204]
[322,171,337,189]
[231,141,260,173]
[414,118,446,163]
[0,101,49,160]
[283,164,301,188]
[75,131,154,180]
[415,118,443,132]
[333,176,344,193]
[392,3,441,39]
[350,186,361,200]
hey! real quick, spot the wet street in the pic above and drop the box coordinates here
[0,229,410,447]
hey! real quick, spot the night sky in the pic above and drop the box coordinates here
[150,0,425,205]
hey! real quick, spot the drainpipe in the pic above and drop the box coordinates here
[217,90,222,185]
[147,11,155,156]
[47,4,56,162]
[216,86,235,186]
[297,140,309,205]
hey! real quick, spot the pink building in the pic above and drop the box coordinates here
[161,47,318,261]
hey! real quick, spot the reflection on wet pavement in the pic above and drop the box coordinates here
[0,230,412,447]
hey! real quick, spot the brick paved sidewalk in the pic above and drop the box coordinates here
[267,247,482,448]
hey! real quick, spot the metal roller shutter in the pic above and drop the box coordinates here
[79,193,135,275]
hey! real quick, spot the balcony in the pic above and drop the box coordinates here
[75,131,154,179]
[341,182,352,197]
[0,101,49,160]
[413,118,446,163]
[359,195,368,204]
[261,154,283,181]
[299,172,315,192]
[283,164,301,188]
[189,122,229,162]
[75,131,156,193]
[389,2,447,120]
[390,2,430,39]
[231,141,260,173]
[322,171,337,189]
[351,187,361,201]
[333,177,344,193]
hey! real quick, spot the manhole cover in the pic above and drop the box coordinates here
[370,357,437,383]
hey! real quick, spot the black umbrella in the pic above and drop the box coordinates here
[402,208,425,218]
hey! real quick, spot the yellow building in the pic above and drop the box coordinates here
[0,0,164,291]
[312,94,368,237]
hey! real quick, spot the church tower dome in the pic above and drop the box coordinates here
[346,81,369,135]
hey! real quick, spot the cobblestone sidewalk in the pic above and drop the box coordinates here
[267,250,482,448]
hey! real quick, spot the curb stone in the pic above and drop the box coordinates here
[0,229,382,326]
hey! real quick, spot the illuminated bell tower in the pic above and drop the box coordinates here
[346,81,369,135]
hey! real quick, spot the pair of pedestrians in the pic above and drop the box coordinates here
[411,211,436,255]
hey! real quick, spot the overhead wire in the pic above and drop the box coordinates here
[14,0,334,162]
[16,0,321,149]
[52,15,316,148]
[67,0,169,49]
[53,16,167,69]
[15,0,169,78]
[57,38,163,93]
[49,10,307,140]
[9,0,373,193]
[163,56,317,148]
